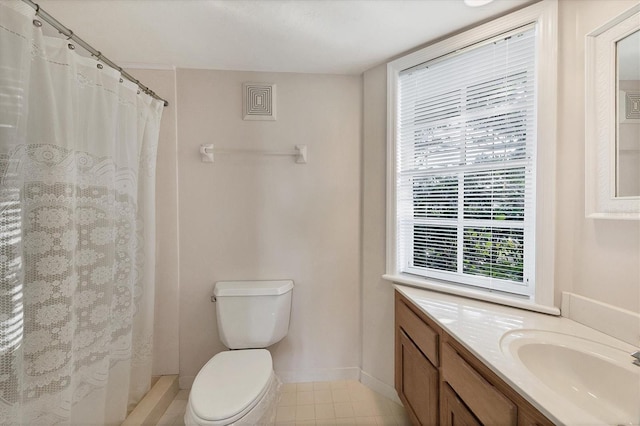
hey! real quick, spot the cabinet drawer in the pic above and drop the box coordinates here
[442,343,517,426]
[396,299,439,366]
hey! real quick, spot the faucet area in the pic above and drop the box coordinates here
[0,0,639,425]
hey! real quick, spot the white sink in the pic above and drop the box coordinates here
[500,330,640,425]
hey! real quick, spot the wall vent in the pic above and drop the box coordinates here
[243,82,276,121]
[624,91,640,120]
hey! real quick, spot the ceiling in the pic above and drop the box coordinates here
[36,0,532,75]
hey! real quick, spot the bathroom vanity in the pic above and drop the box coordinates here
[395,290,551,425]
[394,285,640,426]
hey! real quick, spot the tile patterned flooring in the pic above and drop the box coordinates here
[157,389,189,426]
[157,380,410,426]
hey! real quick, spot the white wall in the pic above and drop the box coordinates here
[145,0,640,392]
[361,0,640,393]
[555,0,640,312]
[175,69,362,387]
[361,64,395,392]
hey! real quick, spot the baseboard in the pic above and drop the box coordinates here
[561,292,640,347]
[274,367,360,384]
[359,371,401,404]
[123,375,179,426]
[150,375,160,388]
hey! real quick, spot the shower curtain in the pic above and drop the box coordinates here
[0,2,163,424]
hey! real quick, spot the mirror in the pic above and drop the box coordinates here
[586,5,640,219]
[617,30,640,198]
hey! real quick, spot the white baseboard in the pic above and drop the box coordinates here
[359,371,401,404]
[275,367,360,384]
[561,292,640,347]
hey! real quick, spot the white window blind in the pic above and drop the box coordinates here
[396,26,537,297]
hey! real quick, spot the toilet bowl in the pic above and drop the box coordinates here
[185,280,293,426]
[184,350,278,425]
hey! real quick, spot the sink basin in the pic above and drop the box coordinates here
[501,330,640,425]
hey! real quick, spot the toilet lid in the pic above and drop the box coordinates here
[190,349,272,422]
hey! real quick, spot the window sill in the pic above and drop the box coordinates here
[382,273,560,316]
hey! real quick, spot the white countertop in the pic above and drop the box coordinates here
[394,284,639,426]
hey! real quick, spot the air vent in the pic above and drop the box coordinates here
[243,82,276,121]
[624,91,640,120]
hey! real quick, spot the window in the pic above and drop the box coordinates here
[385,1,558,313]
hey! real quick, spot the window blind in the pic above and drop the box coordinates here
[396,26,537,297]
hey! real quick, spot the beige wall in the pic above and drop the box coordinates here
[555,0,640,312]
[145,0,639,392]
[361,0,640,392]
[131,68,181,376]
[175,69,362,387]
[361,64,395,391]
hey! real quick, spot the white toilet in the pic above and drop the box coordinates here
[185,280,293,426]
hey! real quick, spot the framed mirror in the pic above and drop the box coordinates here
[585,5,640,220]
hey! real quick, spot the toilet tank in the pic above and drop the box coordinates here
[214,280,293,349]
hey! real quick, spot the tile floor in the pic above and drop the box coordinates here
[157,389,189,426]
[156,380,410,426]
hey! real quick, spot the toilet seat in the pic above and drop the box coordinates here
[187,349,273,425]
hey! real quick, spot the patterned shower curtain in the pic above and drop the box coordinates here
[0,2,163,424]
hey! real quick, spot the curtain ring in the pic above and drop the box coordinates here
[137,90,141,94]
[97,63,103,70]
[67,43,75,50]
[119,78,124,83]
[32,19,42,27]
[65,30,74,40]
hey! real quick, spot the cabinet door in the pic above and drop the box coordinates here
[441,384,482,426]
[518,409,555,426]
[397,330,438,425]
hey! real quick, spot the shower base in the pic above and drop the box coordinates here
[122,375,179,425]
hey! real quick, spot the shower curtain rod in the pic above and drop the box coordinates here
[21,0,169,107]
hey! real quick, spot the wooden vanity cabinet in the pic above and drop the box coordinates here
[441,383,481,426]
[441,341,516,425]
[397,330,439,425]
[396,292,442,425]
[395,291,554,426]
